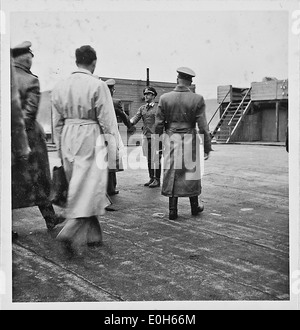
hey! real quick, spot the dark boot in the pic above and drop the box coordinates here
[38,203,65,230]
[149,178,160,188]
[145,156,154,186]
[144,177,154,186]
[189,196,204,216]
[107,172,119,195]
[169,197,178,220]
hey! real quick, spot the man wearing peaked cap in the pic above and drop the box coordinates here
[176,67,196,81]
[11,41,34,58]
[105,78,116,87]
[11,41,64,230]
[143,86,157,97]
[105,78,133,197]
[130,85,162,188]
[105,78,132,130]
[155,66,212,220]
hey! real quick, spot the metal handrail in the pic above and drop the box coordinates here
[226,100,252,143]
[228,88,252,126]
[211,101,232,137]
[208,89,231,125]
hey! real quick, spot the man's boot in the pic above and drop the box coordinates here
[149,178,160,188]
[189,196,204,216]
[169,197,178,220]
[144,166,154,186]
[38,203,65,230]
[144,177,154,186]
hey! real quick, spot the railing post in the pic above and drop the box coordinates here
[208,89,231,126]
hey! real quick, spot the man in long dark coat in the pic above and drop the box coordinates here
[155,67,212,220]
[11,56,31,239]
[11,41,62,230]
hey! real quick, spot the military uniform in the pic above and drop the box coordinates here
[155,67,212,220]
[11,41,62,230]
[130,86,162,187]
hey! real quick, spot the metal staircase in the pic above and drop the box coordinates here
[209,88,252,143]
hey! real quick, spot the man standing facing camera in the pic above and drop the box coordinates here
[155,67,212,220]
[130,86,162,188]
[52,45,120,253]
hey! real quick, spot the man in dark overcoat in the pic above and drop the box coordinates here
[155,67,212,220]
[11,56,31,239]
[11,41,63,230]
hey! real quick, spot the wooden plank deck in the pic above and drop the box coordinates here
[9,144,292,307]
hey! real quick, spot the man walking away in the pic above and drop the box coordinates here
[52,45,120,254]
[11,41,63,230]
[155,67,212,220]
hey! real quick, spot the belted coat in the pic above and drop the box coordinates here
[12,61,52,209]
[155,85,212,197]
[52,69,121,218]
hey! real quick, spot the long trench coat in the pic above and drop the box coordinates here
[11,59,30,165]
[12,61,52,209]
[155,85,212,197]
[52,69,121,218]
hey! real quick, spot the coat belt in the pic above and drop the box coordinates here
[64,118,98,125]
[166,122,194,129]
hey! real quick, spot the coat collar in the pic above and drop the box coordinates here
[72,68,94,76]
[174,85,191,92]
[146,102,155,108]
[13,61,33,75]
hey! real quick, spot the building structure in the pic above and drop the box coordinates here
[209,78,288,143]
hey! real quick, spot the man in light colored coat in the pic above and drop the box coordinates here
[105,78,132,196]
[155,67,212,220]
[52,45,120,253]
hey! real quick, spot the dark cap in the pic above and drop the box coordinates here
[176,67,196,81]
[105,79,116,87]
[143,86,157,97]
[75,45,97,65]
[11,41,34,58]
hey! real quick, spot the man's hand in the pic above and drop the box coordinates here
[127,125,136,135]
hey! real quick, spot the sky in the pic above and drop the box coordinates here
[7,1,290,99]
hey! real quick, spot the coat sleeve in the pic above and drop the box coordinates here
[114,99,132,128]
[196,97,212,154]
[154,97,165,135]
[11,62,30,163]
[22,75,41,126]
[51,88,65,160]
[130,107,143,126]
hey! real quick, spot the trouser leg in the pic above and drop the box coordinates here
[169,197,178,220]
[147,139,154,179]
[87,216,103,245]
[155,149,162,180]
[107,172,117,195]
[189,196,204,216]
[38,202,57,229]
